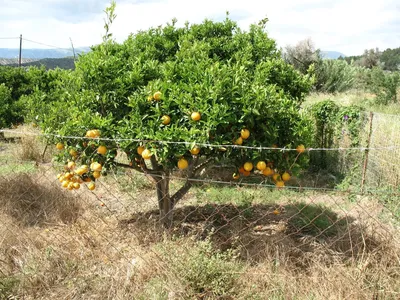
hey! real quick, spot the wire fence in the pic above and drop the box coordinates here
[0,122,400,299]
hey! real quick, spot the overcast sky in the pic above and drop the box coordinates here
[0,0,399,56]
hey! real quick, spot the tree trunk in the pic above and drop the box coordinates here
[150,156,213,228]
[156,171,173,228]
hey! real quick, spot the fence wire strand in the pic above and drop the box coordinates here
[1,123,400,299]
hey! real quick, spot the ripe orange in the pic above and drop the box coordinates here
[97,145,107,155]
[57,173,62,179]
[56,142,64,150]
[242,170,251,176]
[65,172,73,179]
[243,162,253,172]
[161,115,171,125]
[153,91,162,101]
[93,171,101,179]
[69,149,78,157]
[67,161,76,170]
[234,137,243,145]
[272,173,281,182]
[90,162,102,172]
[239,167,245,174]
[296,144,306,154]
[241,129,250,140]
[83,177,91,183]
[190,146,200,155]
[141,149,152,160]
[276,181,285,188]
[256,161,267,171]
[75,165,89,176]
[73,182,80,190]
[282,172,291,182]
[178,158,189,169]
[273,209,280,215]
[61,180,69,188]
[85,129,100,138]
[137,146,145,155]
[233,173,240,180]
[88,182,96,191]
[191,112,201,121]
[262,167,274,177]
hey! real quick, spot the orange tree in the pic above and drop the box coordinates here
[36,9,314,226]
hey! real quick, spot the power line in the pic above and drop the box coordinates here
[22,37,73,52]
[0,37,19,40]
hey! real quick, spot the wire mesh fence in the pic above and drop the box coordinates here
[0,127,400,299]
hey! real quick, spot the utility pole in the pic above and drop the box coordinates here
[69,37,76,60]
[18,34,22,67]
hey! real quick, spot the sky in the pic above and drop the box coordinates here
[0,0,399,56]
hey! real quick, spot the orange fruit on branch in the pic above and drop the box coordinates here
[190,146,200,155]
[141,149,152,160]
[178,158,189,169]
[56,142,64,150]
[153,91,162,101]
[256,161,267,171]
[161,115,171,125]
[282,172,291,182]
[243,162,253,172]
[191,112,201,121]
[97,145,107,155]
[241,129,250,140]
[296,144,306,154]
[234,137,243,145]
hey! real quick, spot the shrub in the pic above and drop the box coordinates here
[314,59,357,93]
[365,67,400,104]
[307,100,365,173]
[37,4,314,227]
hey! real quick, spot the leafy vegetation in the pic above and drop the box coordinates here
[26,4,314,226]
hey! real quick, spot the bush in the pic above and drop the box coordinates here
[365,67,400,104]
[314,59,357,93]
[307,100,365,173]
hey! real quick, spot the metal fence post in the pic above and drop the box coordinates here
[360,112,374,193]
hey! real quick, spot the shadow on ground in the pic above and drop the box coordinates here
[119,202,388,269]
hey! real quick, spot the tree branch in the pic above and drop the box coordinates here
[171,156,214,206]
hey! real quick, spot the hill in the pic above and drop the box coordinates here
[3,57,75,69]
[321,51,346,59]
[0,47,90,59]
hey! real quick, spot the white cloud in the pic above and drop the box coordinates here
[0,0,399,56]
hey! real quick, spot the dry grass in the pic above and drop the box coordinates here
[0,174,83,226]
[1,137,400,299]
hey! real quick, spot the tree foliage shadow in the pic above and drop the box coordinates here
[120,201,387,269]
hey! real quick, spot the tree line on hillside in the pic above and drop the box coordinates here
[339,47,400,71]
[2,57,75,70]
[283,38,399,102]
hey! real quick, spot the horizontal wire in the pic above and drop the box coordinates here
[22,38,74,52]
[0,37,19,40]
[2,129,400,152]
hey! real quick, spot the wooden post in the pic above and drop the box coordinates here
[18,34,22,67]
[361,112,374,193]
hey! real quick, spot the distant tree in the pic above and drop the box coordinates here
[380,47,400,71]
[283,38,321,74]
[358,48,381,69]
